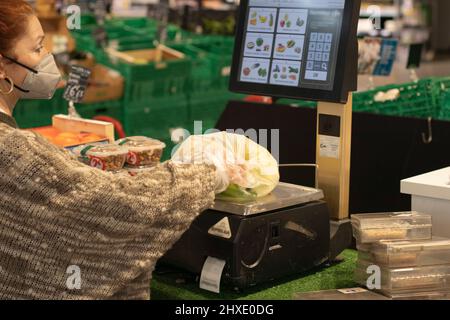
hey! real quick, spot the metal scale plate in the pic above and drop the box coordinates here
[212,182,324,216]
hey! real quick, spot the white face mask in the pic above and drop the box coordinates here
[3,53,62,100]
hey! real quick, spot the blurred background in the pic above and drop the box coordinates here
[17,0,450,160]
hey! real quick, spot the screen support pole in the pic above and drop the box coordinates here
[316,93,352,220]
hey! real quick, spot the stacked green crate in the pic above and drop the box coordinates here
[352,79,438,118]
[189,36,235,91]
[108,17,184,42]
[433,77,450,121]
[175,36,242,132]
[13,89,66,128]
[99,42,191,145]
[76,100,124,123]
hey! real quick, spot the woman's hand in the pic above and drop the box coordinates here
[172,132,250,194]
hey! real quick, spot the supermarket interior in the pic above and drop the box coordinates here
[1,0,450,301]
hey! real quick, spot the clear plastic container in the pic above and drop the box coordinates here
[293,288,389,300]
[126,165,157,177]
[72,143,128,172]
[351,211,432,244]
[116,136,166,167]
[358,238,450,268]
[355,260,450,295]
[389,291,450,300]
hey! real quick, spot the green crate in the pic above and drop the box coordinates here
[353,79,438,118]
[110,17,183,42]
[72,26,153,57]
[123,97,189,139]
[76,100,124,122]
[189,36,235,90]
[435,77,450,121]
[13,89,65,129]
[102,46,191,110]
[186,93,244,133]
[168,43,219,98]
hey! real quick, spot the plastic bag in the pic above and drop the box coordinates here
[172,132,280,200]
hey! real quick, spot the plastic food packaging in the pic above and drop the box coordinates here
[358,238,450,268]
[72,143,128,172]
[116,136,166,167]
[172,132,280,199]
[126,165,157,177]
[355,260,450,295]
[351,211,432,244]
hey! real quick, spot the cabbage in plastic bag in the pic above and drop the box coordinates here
[172,132,279,201]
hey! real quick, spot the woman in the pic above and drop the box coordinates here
[0,0,228,300]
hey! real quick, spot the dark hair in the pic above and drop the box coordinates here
[0,0,34,55]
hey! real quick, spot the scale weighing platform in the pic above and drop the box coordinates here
[160,0,360,292]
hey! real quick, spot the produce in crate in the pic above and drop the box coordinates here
[116,136,166,167]
[172,132,280,200]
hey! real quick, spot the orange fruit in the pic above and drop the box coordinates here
[78,133,103,143]
[54,132,81,147]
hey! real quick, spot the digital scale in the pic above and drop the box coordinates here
[160,0,361,291]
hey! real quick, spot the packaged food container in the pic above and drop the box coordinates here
[358,238,450,268]
[72,143,128,172]
[354,260,450,295]
[389,291,450,300]
[351,212,432,244]
[126,165,157,177]
[116,136,166,167]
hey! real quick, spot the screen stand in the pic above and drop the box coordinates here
[316,93,352,220]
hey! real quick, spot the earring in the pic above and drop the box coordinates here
[0,76,14,95]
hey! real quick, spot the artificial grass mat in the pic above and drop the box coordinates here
[151,249,358,300]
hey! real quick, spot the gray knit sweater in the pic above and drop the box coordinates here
[0,122,216,300]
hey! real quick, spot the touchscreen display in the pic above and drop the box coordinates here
[238,0,345,91]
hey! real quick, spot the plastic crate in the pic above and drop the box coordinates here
[189,36,235,90]
[76,100,124,123]
[71,26,153,57]
[123,97,189,139]
[102,45,191,110]
[168,43,222,99]
[186,92,244,133]
[13,89,66,129]
[433,77,450,121]
[353,79,438,118]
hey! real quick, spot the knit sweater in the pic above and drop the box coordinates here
[0,121,216,300]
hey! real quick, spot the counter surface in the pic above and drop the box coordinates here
[401,167,450,201]
[151,250,357,300]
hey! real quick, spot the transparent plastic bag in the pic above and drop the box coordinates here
[172,132,279,199]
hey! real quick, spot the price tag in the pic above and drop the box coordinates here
[63,65,92,103]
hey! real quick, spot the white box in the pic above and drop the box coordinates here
[401,167,450,238]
